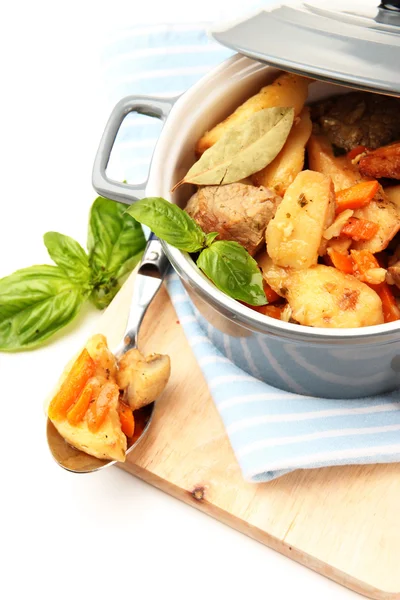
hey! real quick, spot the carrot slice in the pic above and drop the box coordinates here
[48,349,95,421]
[263,280,281,303]
[251,304,285,319]
[350,250,380,277]
[118,402,135,438]
[347,145,367,160]
[327,249,354,274]
[66,378,102,425]
[335,180,379,214]
[86,382,119,433]
[131,408,149,444]
[370,282,400,323]
[341,217,379,241]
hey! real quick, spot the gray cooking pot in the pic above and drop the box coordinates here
[92,52,400,400]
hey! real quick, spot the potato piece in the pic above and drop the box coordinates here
[385,185,400,210]
[326,237,352,254]
[257,252,290,295]
[323,209,354,241]
[85,334,117,380]
[351,195,400,253]
[53,386,127,462]
[265,170,335,269]
[117,349,171,411]
[307,133,399,251]
[252,108,312,195]
[259,256,383,328]
[307,134,362,191]
[196,72,311,155]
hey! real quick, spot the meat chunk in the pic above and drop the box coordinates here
[388,263,400,289]
[386,244,400,289]
[359,142,400,180]
[185,183,280,256]
[311,92,400,152]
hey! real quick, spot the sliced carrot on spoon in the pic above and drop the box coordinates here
[118,402,135,438]
[48,349,95,421]
[86,382,119,433]
[66,378,102,426]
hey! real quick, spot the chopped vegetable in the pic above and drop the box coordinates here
[341,218,379,241]
[86,382,119,433]
[350,250,379,278]
[350,250,387,289]
[131,409,150,444]
[252,107,312,195]
[249,304,284,319]
[118,402,135,438]
[263,280,281,303]
[263,305,285,320]
[259,256,384,328]
[327,249,354,274]
[323,209,354,240]
[66,378,100,426]
[335,180,379,214]
[48,349,95,421]
[347,145,367,160]
[196,72,311,155]
[265,170,335,269]
[369,282,400,323]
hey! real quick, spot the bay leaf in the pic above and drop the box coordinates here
[173,106,294,189]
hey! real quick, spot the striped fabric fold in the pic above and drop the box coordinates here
[102,23,400,482]
[166,274,400,482]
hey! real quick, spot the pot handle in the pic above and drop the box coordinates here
[92,95,175,205]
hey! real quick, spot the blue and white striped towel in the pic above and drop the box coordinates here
[102,23,400,482]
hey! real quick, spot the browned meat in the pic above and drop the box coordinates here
[185,183,280,256]
[387,245,400,289]
[359,142,400,180]
[387,262,400,289]
[311,92,400,152]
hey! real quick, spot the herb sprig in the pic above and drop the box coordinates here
[0,196,146,351]
[127,197,267,307]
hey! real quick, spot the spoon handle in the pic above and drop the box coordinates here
[114,234,170,356]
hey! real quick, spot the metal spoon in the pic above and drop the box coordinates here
[46,235,170,473]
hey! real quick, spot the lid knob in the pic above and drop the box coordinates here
[379,1,400,10]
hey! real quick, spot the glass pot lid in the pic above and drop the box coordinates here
[210,1,400,96]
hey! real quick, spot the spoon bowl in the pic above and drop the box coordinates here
[46,403,154,473]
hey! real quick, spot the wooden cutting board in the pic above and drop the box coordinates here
[97,272,400,600]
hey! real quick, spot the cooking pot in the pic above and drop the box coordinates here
[92,4,400,399]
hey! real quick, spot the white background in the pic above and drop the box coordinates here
[1,2,363,599]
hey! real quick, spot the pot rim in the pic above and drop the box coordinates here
[147,53,400,344]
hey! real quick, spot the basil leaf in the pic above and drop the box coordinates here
[205,232,219,247]
[44,232,91,284]
[88,196,146,308]
[197,241,267,306]
[127,197,206,252]
[0,265,88,351]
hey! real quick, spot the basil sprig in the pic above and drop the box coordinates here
[127,197,267,307]
[0,196,146,352]
[88,196,146,309]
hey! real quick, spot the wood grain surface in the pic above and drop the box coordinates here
[98,271,400,600]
